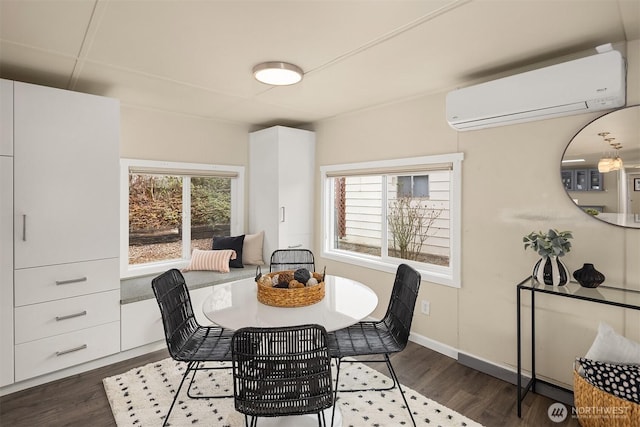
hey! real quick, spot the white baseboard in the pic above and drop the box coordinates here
[408,331,459,360]
[363,315,460,361]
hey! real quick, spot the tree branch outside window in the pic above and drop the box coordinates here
[388,197,442,261]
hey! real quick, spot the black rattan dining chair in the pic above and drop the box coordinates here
[151,269,234,426]
[269,248,315,272]
[328,263,421,427]
[231,324,333,427]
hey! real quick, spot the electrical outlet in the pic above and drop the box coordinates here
[421,300,430,315]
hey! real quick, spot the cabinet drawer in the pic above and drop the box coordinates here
[279,233,311,251]
[14,321,120,381]
[14,290,120,344]
[15,258,119,306]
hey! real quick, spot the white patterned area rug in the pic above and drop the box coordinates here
[103,358,483,427]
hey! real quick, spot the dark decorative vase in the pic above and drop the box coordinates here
[533,256,568,286]
[573,263,605,288]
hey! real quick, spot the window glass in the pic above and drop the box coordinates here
[397,176,412,198]
[321,154,462,287]
[333,175,382,257]
[397,175,429,198]
[121,159,243,277]
[387,174,448,266]
[413,175,429,197]
[190,177,231,253]
[128,174,183,265]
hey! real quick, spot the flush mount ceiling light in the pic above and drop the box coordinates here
[253,62,303,86]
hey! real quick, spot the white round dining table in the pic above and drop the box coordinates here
[202,274,378,332]
[201,274,378,427]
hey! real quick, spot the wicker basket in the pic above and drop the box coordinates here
[573,369,640,427]
[256,270,325,308]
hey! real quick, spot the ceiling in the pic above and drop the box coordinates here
[1,0,639,128]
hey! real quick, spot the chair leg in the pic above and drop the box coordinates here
[330,358,342,427]
[333,357,397,392]
[162,360,196,427]
[331,355,415,427]
[185,361,233,399]
[384,354,416,427]
[319,410,327,427]
[242,414,258,427]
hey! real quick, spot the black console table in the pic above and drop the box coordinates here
[516,277,640,417]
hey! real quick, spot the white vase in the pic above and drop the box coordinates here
[533,256,568,286]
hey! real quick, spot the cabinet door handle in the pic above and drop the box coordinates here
[55,310,87,321]
[287,244,302,248]
[280,206,285,222]
[55,344,87,357]
[22,214,26,241]
[55,277,88,286]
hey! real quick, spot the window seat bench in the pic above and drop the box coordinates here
[119,267,258,351]
[120,267,257,304]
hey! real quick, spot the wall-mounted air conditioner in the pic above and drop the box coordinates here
[446,47,626,131]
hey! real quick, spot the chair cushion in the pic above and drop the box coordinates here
[183,249,236,273]
[213,235,245,268]
[577,358,640,404]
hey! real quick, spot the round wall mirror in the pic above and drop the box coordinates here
[561,105,640,228]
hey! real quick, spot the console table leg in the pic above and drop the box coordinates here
[531,290,536,393]
[517,286,522,417]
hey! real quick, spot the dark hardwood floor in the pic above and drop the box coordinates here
[0,342,579,426]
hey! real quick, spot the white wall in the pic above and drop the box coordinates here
[313,39,640,388]
[120,105,250,164]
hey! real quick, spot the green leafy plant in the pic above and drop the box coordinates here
[523,229,573,258]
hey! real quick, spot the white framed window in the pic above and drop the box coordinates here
[321,153,463,288]
[120,159,244,278]
[397,175,429,198]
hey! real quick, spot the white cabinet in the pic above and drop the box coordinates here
[121,298,165,351]
[121,286,213,351]
[249,126,315,260]
[0,157,13,387]
[13,81,120,268]
[1,79,13,156]
[2,80,120,384]
[0,79,14,387]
